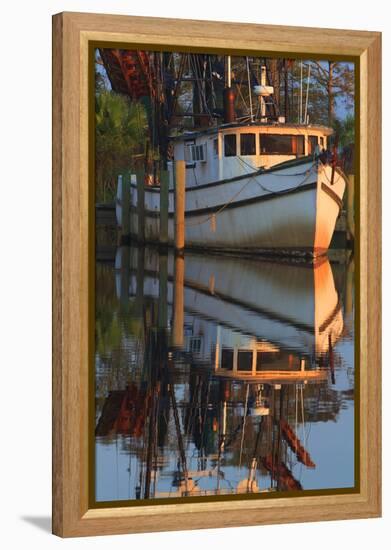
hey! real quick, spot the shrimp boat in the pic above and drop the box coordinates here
[117,62,347,257]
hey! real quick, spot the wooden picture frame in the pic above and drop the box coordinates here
[52,11,381,537]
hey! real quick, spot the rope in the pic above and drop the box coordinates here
[319,160,342,187]
[235,154,316,193]
[185,172,255,227]
[185,159,317,227]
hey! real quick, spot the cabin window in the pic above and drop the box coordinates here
[256,351,281,371]
[224,134,237,157]
[213,138,219,156]
[237,350,253,372]
[184,140,196,168]
[195,143,206,162]
[184,141,206,164]
[308,135,318,154]
[320,136,325,148]
[260,134,305,156]
[221,348,234,370]
[189,337,202,353]
[240,133,256,155]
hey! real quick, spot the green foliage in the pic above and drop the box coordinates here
[95,263,145,359]
[287,61,354,127]
[95,87,148,203]
[310,62,354,126]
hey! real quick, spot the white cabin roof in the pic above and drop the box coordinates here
[170,122,334,142]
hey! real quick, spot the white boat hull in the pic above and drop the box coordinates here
[116,247,343,357]
[119,158,346,257]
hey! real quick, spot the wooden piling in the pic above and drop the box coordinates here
[174,160,186,251]
[160,176,169,247]
[172,254,184,348]
[137,175,145,244]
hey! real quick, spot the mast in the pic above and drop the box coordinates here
[246,58,254,122]
[261,66,267,119]
[223,55,236,123]
[284,59,289,121]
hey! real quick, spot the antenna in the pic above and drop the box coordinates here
[246,57,254,122]
[253,66,274,122]
[303,62,311,124]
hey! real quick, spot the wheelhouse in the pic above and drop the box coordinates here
[169,123,333,188]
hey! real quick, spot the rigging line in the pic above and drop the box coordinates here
[184,173,255,227]
[246,57,254,122]
[219,93,318,166]
[248,417,263,487]
[236,82,249,114]
[304,62,312,124]
[235,155,316,192]
[239,383,250,468]
[266,89,315,142]
[216,407,223,493]
[192,55,204,114]
[190,55,211,118]
[169,377,189,493]
[304,412,312,448]
[200,377,211,450]
[190,55,202,108]
[236,67,250,113]
[202,57,214,118]
[169,54,186,123]
[263,62,279,118]
[208,57,217,110]
[256,68,319,142]
[185,160,316,228]
[186,376,202,436]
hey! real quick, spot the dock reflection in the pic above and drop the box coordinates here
[95,247,355,501]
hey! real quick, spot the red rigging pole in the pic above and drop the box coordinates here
[98,49,223,127]
[99,49,152,99]
[99,48,170,175]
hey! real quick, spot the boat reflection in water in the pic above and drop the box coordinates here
[95,247,355,502]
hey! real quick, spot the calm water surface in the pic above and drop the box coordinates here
[94,244,355,502]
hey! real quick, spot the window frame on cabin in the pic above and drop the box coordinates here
[237,350,253,372]
[184,140,207,166]
[224,134,237,157]
[220,348,234,370]
[189,337,202,354]
[184,140,196,168]
[240,133,256,156]
[259,133,305,156]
